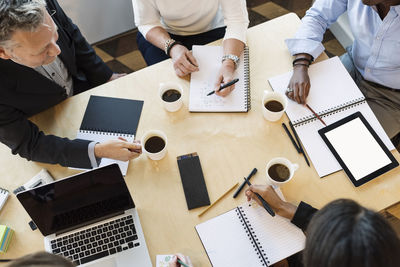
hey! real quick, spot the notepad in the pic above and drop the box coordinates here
[0,225,14,253]
[268,57,394,177]
[0,188,9,212]
[76,95,144,175]
[196,202,305,267]
[189,45,250,112]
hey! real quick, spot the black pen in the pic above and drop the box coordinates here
[244,178,275,217]
[289,121,310,167]
[207,78,239,96]
[233,168,257,198]
[282,123,301,153]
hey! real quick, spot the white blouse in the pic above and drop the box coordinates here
[132,0,249,43]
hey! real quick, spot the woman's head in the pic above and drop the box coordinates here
[303,199,400,267]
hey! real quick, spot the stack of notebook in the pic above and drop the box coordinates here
[0,225,14,253]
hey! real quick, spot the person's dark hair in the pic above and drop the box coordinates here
[303,199,400,267]
[7,251,75,267]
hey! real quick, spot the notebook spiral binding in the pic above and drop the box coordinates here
[236,206,269,266]
[78,130,133,138]
[243,46,251,111]
[293,97,366,127]
[0,187,8,194]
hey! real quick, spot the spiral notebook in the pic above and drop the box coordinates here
[268,57,394,177]
[196,202,305,267]
[0,188,9,212]
[189,45,250,112]
[76,95,143,175]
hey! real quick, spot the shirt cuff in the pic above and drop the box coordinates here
[285,38,325,60]
[224,23,248,44]
[88,141,101,168]
[290,201,318,231]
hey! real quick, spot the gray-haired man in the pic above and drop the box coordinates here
[0,0,141,168]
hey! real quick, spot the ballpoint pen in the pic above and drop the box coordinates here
[178,259,190,267]
[233,168,257,198]
[244,178,275,217]
[289,121,310,167]
[282,123,301,153]
[207,78,239,96]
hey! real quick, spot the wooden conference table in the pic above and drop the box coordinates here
[1,13,400,266]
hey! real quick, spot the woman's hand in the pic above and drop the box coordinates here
[213,60,236,97]
[168,253,193,267]
[170,45,199,77]
[245,185,297,220]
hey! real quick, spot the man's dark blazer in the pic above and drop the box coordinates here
[0,0,113,168]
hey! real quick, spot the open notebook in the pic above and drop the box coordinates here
[196,202,305,267]
[268,57,394,177]
[76,95,143,175]
[189,45,250,112]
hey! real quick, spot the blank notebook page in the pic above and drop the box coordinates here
[242,203,306,265]
[196,208,262,267]
[196,202,305,267]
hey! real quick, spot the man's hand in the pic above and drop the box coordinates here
[170,44,199,77]
[94,138,141,161]
[287,65,310,104]
[169,254,193,267]
[108,73,127,82]
[245,185,297,220]
[214,60,236,97]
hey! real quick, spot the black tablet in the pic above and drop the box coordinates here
[318,112,398,187]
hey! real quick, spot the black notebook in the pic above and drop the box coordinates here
[76,95,143,175]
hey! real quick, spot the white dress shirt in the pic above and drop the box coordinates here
[285,0,400,89]
[132,0,249,43]
[35,57,99,168]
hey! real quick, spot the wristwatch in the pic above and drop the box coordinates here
[164,38,176,56]
[222,54,240,68]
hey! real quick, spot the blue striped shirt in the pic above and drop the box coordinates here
[285,0,400,89]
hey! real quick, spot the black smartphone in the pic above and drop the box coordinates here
[177,152,210,210]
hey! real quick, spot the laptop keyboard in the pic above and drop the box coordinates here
[50,215,140,265]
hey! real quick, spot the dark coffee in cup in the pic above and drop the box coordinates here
[264,100,284,112]
[162,89,181,102]
[145,136,166,153]
[268,163,290,182]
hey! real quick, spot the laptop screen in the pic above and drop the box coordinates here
[17,164,135,236]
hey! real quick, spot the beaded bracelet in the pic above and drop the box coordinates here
[166,40,183,57]
[293,63,310,68]
[292,57,313,66]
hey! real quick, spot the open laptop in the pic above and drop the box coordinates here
[17,164,152,267]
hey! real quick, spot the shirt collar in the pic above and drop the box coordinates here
[393,5,400,15]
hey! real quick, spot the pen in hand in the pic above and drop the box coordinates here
[207,78,239,96]
[177,259,190,267]
[244,178,275,217]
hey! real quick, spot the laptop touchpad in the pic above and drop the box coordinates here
[86,257,117,267]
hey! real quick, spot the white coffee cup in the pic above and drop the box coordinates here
[266,157,298,188]
[159,82,183,112]
[141,130,168,160]
[262,91,288,122]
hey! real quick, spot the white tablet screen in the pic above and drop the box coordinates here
[324,117,391,180]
